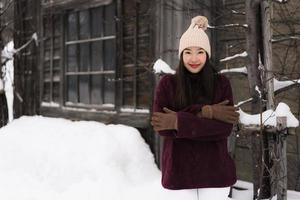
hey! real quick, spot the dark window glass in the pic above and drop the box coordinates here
[67,76,78,103]
[79,10,90,39]
[91,75,102,104]
[104,40,115,70]
[67,12,77,41]
[91,7,103,38]
[91,41,103,71]
[79,75,89,104]
[67,45,77,72]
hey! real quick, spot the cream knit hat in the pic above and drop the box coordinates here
[178,16,211,58]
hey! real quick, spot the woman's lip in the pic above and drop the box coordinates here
[189,64,200,68]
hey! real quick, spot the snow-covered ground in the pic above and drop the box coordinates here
[0,116,299,200]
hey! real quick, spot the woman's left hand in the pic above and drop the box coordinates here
[151,107,177,132]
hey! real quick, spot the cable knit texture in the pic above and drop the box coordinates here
[178,16,211,58]
[153,74,237,189]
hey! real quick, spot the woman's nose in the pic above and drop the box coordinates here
[190,54,198,62]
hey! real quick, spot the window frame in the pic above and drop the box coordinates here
[40,1,118,111]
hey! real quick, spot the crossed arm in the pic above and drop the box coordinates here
[151,77,239,141]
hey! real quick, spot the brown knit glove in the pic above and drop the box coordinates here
[198,100,240,124]
[151,108,177,132]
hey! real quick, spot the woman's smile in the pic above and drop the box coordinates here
[188,64,201,69]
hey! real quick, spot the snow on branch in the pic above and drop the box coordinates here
[220,51,248,63]
[208,24,248,29]
[219,66,247,75]
[0,0,13,16]
[15,33,38,53]
[231,10,245,15]
[239,102,299,128]
[236,98,253,108]
[274,77,300,92]
[153,59,176,75]
[273,0,288,4]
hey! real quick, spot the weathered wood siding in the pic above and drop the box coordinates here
[14,0,40,117]
[121,0,154,109]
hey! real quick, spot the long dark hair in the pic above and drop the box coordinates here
[175,52,218,109]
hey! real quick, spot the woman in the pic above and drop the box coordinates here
[151,16,240,199]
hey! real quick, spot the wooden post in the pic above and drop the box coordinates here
[245,1,270,199]
[274,116,287,200]
[261,0,274,110]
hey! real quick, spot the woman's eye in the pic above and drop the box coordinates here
[198,51,205,54]
[184,51,191,54]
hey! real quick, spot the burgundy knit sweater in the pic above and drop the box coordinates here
[153,74,237,190]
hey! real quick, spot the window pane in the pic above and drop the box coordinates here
[104,75,115,104]
[54,15,61,36]
[91,41,103,71]
[91,75,102,104]
[91,7,103,38]
[53,82,60,102]
[79,10,90,39]
[67,12,77,41]
[80,43,90,72]
[43,82,50,102]
[67,76,78,103]
[79,75,89,104]
[104,3,115,36]
[104,39,116,70]
[67,44,77,72]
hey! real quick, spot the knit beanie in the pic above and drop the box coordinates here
[178,16,211,58]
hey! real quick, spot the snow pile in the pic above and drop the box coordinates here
[0,116,200,200]
[0,116,299,200]
[239,102,299,127]
[153,59,176,74]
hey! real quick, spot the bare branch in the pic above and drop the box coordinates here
[0,0,14,17]
[272,36,300,43]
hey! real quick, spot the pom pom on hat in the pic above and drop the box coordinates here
[191,16,208,30]
[178,15,211,58]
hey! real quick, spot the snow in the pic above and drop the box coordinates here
[1,40,15,123]
[219,66,248,74]
[274,78,300,92]
[220,51,248,62]
[0,116,299,200]
[120,108,150,113]
[255,85,262,99]
[274,0,288,3]
[239,102,299,127]
[41,101,60,107]
[153,59,176,74]
[208,24,248,29]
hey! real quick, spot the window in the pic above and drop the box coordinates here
[65,4,116,107]
[41,2,116,108]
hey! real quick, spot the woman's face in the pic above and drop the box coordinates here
[182,47,207,74]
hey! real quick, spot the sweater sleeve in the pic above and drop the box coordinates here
[176,75,234,141]
[153,75,205,137]
[153,75,177,137]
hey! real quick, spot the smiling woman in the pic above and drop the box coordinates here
[182,47,207,74]
[151,16,240,200]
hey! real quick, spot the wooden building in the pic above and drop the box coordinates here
[5,0,300,191]
[11,0,217,165]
